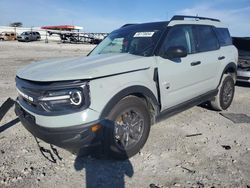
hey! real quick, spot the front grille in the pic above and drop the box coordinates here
[16,81,44,113]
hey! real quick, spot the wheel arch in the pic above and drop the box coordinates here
[218,62,237,87]
[100,85,159,124]
[224,62,237,80]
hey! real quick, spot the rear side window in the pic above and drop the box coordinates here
[215,28,232,46]
[194,25,219,52]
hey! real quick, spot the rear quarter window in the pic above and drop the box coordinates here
[215,28,232,46]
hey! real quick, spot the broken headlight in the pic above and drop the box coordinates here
[39,84,90,113]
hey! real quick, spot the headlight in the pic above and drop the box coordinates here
[39,85,89,113]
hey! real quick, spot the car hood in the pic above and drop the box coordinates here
[17,53,151,82]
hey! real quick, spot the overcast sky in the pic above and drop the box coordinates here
[0,0,249,36]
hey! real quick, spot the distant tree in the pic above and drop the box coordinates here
[9,22,23,27]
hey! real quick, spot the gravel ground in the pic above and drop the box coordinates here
[0,41,249,188]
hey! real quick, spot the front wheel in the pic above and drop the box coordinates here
[105,96,151,159]
[209,74,235,111]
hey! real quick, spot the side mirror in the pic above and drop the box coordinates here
[163,46,187,59]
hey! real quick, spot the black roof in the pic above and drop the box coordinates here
[115,21,169,33]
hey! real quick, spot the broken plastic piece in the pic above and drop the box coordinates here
[181,166,196,173]
[221,145,231,150]
[220,113,250,123]
[0,98,15,122]
[149,184,160,188]
[34,136,63,163]
[186,133,202,137]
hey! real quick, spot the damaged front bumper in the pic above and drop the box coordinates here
[15,102,112,154]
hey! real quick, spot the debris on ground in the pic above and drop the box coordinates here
[0,98,15,122]
[149,183,161,188]
[185,133,202,137]
[181,166,196,174]
[220,113,250,123]
[221,145,232,150]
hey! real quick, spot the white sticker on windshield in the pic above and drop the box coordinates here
[134,32,155,37]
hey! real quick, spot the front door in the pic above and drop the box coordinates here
[157,25,219,110]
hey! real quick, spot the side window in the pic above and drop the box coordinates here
[215,28,232,46]
[194,26,219,52]
[160,25,195,54]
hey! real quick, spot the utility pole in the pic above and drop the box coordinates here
[45,30,48,43]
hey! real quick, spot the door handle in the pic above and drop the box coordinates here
[191,61,201,66]
[218,56,225,60]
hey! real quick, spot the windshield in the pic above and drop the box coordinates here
[90,22,167,57]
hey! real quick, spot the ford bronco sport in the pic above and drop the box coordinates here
[15,15,238,159]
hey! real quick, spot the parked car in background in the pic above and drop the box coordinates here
[17,31,41,42]
[0,32,17,41]
[233,37,250,83]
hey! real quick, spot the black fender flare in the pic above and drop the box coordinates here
[223,62,237,74]
[217,62,237,88]
[100,85,159,119]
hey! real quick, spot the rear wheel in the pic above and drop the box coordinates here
[105,96,151,159]
[210,74,235,111]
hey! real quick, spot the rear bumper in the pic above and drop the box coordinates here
[15,102,111,154]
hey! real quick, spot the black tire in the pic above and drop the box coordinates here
[104,96,151,160]
[210,74,235,111]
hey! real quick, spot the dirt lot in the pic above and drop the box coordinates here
[0,41,249,188]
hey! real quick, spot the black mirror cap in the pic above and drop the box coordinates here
[164,46,188,59]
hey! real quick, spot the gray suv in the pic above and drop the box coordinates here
[15,15,238,159]
[17,31,41,42]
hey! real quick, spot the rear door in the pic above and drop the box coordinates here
[32,32,36,40]
[192,25,222,91]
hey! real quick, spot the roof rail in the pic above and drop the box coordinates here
[171,15,220,22]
